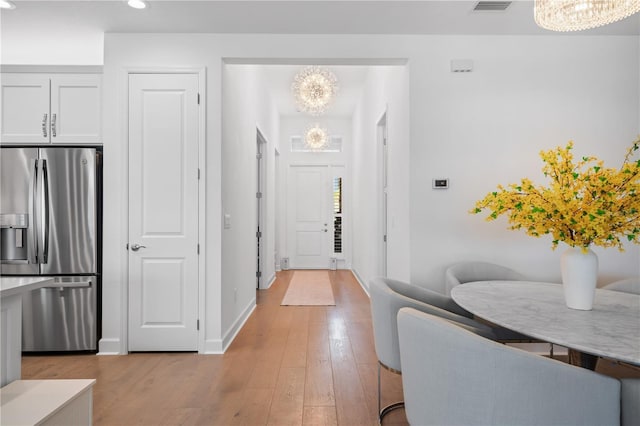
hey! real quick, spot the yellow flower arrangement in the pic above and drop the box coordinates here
[471,137,640,251]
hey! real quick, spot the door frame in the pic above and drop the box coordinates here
[121,67,206,354]
[377,110,388,277]
[256,127,267,289]
[286,162,347,270]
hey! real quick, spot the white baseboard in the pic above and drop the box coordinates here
[220,297,257,352]
[262,274,276,290]
[203,339,224,354]
[351,268,370,297]
[97,338,123,355]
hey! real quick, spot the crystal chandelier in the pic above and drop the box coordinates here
[535,0,640,32]
[292,66,338,116]
[305,124,329,150]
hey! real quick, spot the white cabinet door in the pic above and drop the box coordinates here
[288,165,331,269]
[50,75,101,144]
[128,73,200,352]
[0,74,50,143]
[0,73,101,144]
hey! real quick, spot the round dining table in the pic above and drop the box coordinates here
[451,281,640,367]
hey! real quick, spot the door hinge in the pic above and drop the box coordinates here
[198,168,201,180]
[126,243,129,250]
[256,192,262,199]
[383,235,387,243]
[256,231,262,238]
[197,319,200,330]
[256,153,263,159]
[256,271,262,278]
[197,243,200,255]
[197,93,200,104]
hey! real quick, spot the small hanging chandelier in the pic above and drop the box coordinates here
[534,0,640,32]
[292,66,338,116]
[305,124,329,151]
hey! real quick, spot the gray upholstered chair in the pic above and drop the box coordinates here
[442,261,543,343]
[397,307,637,426]
[604,277,640,295]
[444,261,525,296]
[369,277,497,424]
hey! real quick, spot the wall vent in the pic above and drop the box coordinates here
[473,1,512,11]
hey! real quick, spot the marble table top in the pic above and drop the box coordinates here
[0,277,54,298]
[451,281,640,366]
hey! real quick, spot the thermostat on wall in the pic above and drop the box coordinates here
[432,178,449,189]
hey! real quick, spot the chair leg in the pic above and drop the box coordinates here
[377,362,404,424]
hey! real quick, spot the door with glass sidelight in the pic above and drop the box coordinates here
[287,164,345,269]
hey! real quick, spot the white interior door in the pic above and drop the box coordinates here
[288,165,330,269]
[128,73,200,351]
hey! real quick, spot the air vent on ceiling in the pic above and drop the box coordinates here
[473,1,512,11]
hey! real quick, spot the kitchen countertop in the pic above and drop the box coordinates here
[1,277,55,298]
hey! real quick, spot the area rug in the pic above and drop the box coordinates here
[281,270,336,306]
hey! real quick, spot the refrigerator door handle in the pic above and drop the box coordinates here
[40,159,50,264]
[28,159,39,264]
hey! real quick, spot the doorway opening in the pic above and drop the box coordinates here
[256,128,267,289]
[377,111,388,278]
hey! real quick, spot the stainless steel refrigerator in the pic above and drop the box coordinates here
[0,146,101,352]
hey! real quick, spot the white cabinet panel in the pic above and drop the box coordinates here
[1,73,101,144]
[51,75,101,143]
[1,74,50,143]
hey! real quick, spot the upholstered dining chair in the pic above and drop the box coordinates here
[444,261,526,296]
[442,261,545,344]
[397,307,639,426]
[369,277,497,424]
[604,277,640,295]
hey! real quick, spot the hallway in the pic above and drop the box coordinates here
[22,270,407,425]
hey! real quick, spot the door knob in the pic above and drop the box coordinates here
[130,243,146,251]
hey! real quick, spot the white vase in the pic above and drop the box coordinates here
[560,247,598,310]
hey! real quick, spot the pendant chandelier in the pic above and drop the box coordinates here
[534,0,640,32]
[305,124,329,150]
[292,66,338,116]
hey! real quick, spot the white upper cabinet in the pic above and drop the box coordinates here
[1,73,102,144]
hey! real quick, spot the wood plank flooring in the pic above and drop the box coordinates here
[20,269,640,425]
[21,270,407,426]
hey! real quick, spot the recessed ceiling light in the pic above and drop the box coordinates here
[128,0,147,9]
[0,0,16,9]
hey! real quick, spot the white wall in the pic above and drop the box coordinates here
[6,33,636,353]
[352,66,411,290]
[409,36,640,290]
[221,64,279,348]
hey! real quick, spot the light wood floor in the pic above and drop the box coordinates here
[21,270,407,426]
[20,270,640,426]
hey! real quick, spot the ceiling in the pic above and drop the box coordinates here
[2,0,639,36]
[2,1,638,119]
[260,65,370,117]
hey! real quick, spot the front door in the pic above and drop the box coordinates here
[288,165,330,269]
[128,73,200,351]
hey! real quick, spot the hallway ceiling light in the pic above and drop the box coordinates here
[0,0,16,9]
[534,0,640,31]
[305,124,329,150]
[128,0,147,9]
[292,66,338,116]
